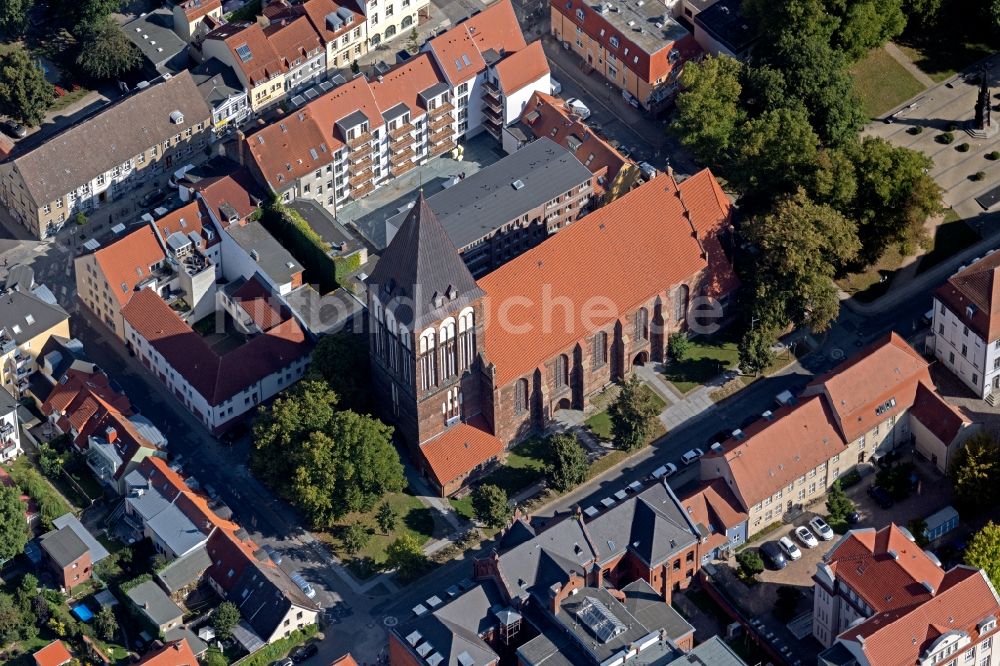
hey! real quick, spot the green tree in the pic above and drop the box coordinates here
[737,549,764,579]
[74,211,88,226]
[202,650,228,666]
[95,606,117,641]
[385,534,427,581]
[825,480,854,522]
[376,502,398,534]
[832,0,907,61]
[212,601,241,641]
[308,332,371,413]
[907,518,929,548]
[0,484,28,562]
[738,320,778,376]
[730,105,820,195]
[544,432,588,492]
[667,332,691,361]
[949,431,1000,509]
[0,592,23,644]
[341,521,371,555]
[608,375,659,452]
[0,0,34,36]
[743,188,860,332]
[50,0,121,30]
[672,55,747,166]
[471,484,512,528]
[38,444,66,479]
[75,17,142,80]
[965,521,1000,590]
[0,46,51,126]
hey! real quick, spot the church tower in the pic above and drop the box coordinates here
[366,192,488,455]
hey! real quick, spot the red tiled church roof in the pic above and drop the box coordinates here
[420,416,504,489]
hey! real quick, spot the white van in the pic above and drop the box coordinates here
[550,78,563,95]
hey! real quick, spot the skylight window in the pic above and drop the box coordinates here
[235,44,253,63]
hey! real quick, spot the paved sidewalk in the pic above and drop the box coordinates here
[885,42,935,88]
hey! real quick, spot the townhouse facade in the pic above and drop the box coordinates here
[0,73,212,239]
[200,22,290,112]
[699,334,976,537]
[930,250,1000,402]
[0,285,70,399]
[368,169,737,495]
[364,0,427,47]
[814,524,1000,666]
[299,0,368,71]
[172,0,223,42]
[243,1,549,218]
[550,0,701,109]
[191,58,252,133]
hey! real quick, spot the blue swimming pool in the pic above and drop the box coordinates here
[71,604,93,622]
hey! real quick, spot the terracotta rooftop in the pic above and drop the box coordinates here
[233,276,286,331]
[680,479,747,539]
[91,225,168,307]
[494,40,549,94]
[427,0,525,85]
[420,416,504,488]
[910,381,970,445]
[120,288,311,406]
[215,22,286,85]
[300,0,364,44]
[134,638,198,666]
[246,107,331,191]
[33,640,72,666]
[263,13,323,66]
[478,169,736,386]
[370,53,447,117]
[842,566,1000,666]
[934,250,1000,342]
[151,201,218,250]
[193,169,263,226]
[179,0,221,20]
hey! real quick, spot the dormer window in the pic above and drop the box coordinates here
[967,304,977,319]
[446,286,457,300]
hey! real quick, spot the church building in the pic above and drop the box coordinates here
[367,170,738,496]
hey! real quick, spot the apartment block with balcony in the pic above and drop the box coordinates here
[550,0,701,110]
[384,138,594,276]
[478,41,550,141]
[0,285,70,400]
[0,73,211,239]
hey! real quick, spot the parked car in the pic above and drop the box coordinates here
[778,536,802,561]
[846,510,861,525]
[809,516,835,541]
[681,448,704,465]
[271,659,294,666]
[566,98,591,119]
[795,526,818,549]
[638,161,657,180]
[262,544,283,565]
[760,541,787,570]
[1,120,27,139]
[867,484,894,509]
[651,462,677,480]
[291,643,319,663]
[550,78,563,95]
[622,89,640,108]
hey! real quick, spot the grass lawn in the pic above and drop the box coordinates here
[49,86,93,114]
[850,47,926,117]
[916,209,980,274]
[449,494,474,521]
[662,338,739,393]
[482,438,546,496]
[325,489,435,575]
[836,244,906,303]
[585,385,665,441]
[896,39,995,83]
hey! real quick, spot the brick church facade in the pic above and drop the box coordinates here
[367,170,738,496]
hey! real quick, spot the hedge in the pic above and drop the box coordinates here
[260,202,338,294]
[8,463,73,528]
[237,625,319,666]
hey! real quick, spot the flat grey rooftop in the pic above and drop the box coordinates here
[145,502,205,556]
[52,513,109,563]
[584,0,690,56]
[126,580,184,626]
[226,222,302,286]
[384,137,592,250]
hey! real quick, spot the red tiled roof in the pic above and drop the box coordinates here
[151,201,218,249]
[370,53,447,117]
[233,276,286,331]
[807,332,931,442]
[135,639,198,666]
[332,655,360,666]
[709,395,846,509]
[33,640,72,666]
[216,23,286,86]
[179,0,221,20]
[464,0,528,59]
[121,289,311,406]
[246,108,331,191]
[91,226,167,307]
[910,381,970,446]
[428,22,488,85]
[193,169,262,226]
[934,251,1000,341]
[264,14,323,66]
[680,479,747,535]
[478,170,736,386]
[310,74,384,138]
[493,40,548,94]
[520,91,634,196]
[843,566,1000,666]
[300,0,363,44]
[825,524,945,616]
[420,416,504,489]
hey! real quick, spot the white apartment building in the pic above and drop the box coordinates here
[930,250,1000,401]
[363,0,426,47]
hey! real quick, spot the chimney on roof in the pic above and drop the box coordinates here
[105,426,117,443]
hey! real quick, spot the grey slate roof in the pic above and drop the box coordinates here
[393,580,504,666]
[495,516,594,602]
[52,513,109,563]
[124,8,189,74]
[40,525,89,568]
[225,222,302,287]
[620,579,693,642]
[126,580,184,627]
[585,483,700,567]
[666,636,748,665]
[125,471,172,522]
[157,544,212,593]
[146,502,206,556]
[9,71,211,206]
[0,288,69,346]
[384,138,593,250]
[0,385,16,414]
[229,560,315,640]
[190,58,247,107]
[367,192,483,330]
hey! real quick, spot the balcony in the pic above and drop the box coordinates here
[349,169,374,188]
[482,80,501,99]
[429,140,456,157]
[391,146,416,166]
[349,141,374,160]
[428,114,453,133]
[430,125,454,144]
[392,160,418,177]
[349,154,375,173]
[482,90,502,112]
[428,102,454,118]
[389,123,414,140]
[483,103,503,121]
[346,131,373,149]
[351,180,376,199]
